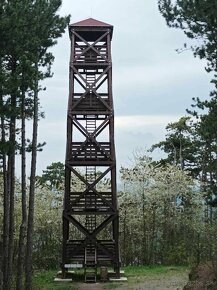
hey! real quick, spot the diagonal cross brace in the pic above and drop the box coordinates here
[71,86,111,111]
[71,116,110,139]
[71,64,111,93]
[71,140,110,160]
[73,30,109,62]
[67,164,115,211]
[69,117,111,160]
[70,118,111,159]
[64,213,117,261]
[63,213,116,239]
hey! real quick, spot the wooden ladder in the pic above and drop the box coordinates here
[84,243,97,283]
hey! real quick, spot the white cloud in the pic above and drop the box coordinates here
[15,0,212,177]
[115,115,179,130]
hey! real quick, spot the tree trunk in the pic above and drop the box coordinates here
[123,209,126,265]
[25,79,38,290]
[16,90,27,290]
[149,205,156,264]
[7,88,16,290]
[142,184,147,264]
[0,60,5,289]
[1,93,10,290]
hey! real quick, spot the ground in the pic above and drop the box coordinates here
[77,269,187,290]
[183,262,217,290]
[33,266,189,290]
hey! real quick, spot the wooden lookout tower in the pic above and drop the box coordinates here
[61,18,120,282]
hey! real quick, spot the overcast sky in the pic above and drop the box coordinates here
[20,0,212,178]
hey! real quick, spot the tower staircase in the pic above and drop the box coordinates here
[84,243,97,283]
[85,138,97,282]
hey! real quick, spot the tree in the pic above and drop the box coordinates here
[36,162,65,191]
[120,153,203,265]
[158,0,217,74]
[0,1,70,289]
[186,96,217,205]
[120,154,155,264]
[151,116,197,170]
[22,1,70,289]
[158,0,217,206]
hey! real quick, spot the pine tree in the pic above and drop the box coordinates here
[0,1,70,289]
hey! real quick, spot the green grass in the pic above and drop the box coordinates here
[33,265,189,290]
[33,270,78,290]
[104,265,189,289]
[124,265,189,276]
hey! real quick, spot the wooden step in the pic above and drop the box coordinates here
[85,272,96,283]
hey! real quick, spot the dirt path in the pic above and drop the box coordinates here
[77,283,105,290]
[76,270,189,290]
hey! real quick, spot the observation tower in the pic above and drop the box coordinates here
[61,18,120,282]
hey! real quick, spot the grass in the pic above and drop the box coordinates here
[124,264,188,276]
[33,265,189,290]
[104,265,189,290]
[33,270,78,290]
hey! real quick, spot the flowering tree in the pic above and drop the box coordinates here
[119,154,205,265]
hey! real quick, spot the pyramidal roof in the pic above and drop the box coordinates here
[71,18,112,27]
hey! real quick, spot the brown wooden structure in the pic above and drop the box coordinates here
[61,18,120,282]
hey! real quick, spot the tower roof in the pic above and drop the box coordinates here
[70,18,112,27]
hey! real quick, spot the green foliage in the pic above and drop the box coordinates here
[0,0,70,157]
[158,1,217,203]
[158,0,217,73]
[0,2,70,288]
[152,112,217,203]
[151,116,196,171]
[36,162,64,190]
[124,264,188,276]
